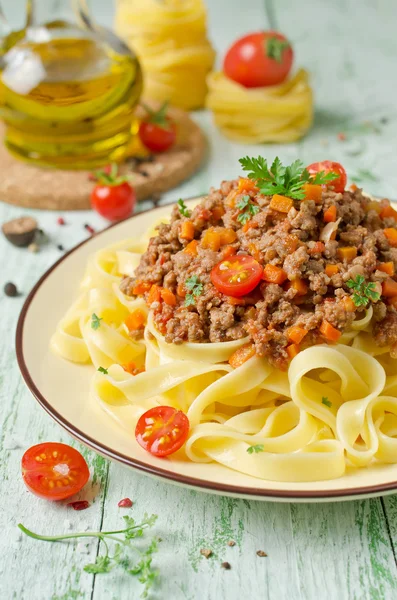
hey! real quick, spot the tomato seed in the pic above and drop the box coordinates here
[118,498,133,508]
[67,500,90,511]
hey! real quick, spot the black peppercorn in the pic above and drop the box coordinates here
[4,282,18,297]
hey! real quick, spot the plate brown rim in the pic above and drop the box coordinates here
[15,200,397,501]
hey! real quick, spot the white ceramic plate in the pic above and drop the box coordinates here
[16,200,397,502]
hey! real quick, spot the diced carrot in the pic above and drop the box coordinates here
[382,278,397,297]
[309,241,325,255]
[177,283,186,297]
[323,205,337,223]
[378,262,395,276]
[286,326,308,344]
[325,264,339,277]
[286,343,300,359]
[284,234,299,253]
[160,288,176,306]
[220,228,237,245]
[222,245,237,259]
[350,183,358,192]
[389,296,397,309]
[227,296,245,306]
[238,177,258,193]
[125,309,146,332]
[229,343,256,368]
[337,247,357,262]
[320,320,341,342]
[132,280,152,295]
[262,264,288,285]
[304,184,323,203]
[122,362,145,375]
[212,206,225,221]
[242,220,258,233]
[248,243,261,262]
[226,189,239,208]
[269,194,293,213]
[289,278,308,296]
[380,205,397,220]
[201,228,221,251]
[147,284,161,305]
[341,296,355,312]
[184,240,199,256]
[384,228,397,247]
[180,220,195,241]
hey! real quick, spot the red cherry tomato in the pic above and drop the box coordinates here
[211,254,263,297]
[135,406,189,457]
[224,31,293,88]
[306,161,347,194]
[21,442,89,501]
[91,181,136,222]
[139,118,176,153]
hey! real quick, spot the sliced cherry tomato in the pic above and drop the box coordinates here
[21,442,89,501]
[139,102,176,153]
[306,161,347,194]
[211,254,263,297]
[90,163,136,222]
[223,31,293,88]
[135,406,189,457]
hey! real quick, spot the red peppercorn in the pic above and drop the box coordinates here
[337,132,346,141]
[118,498,133,508]
[67,500,90,511]
[57,217,66,225]
[84,224,95,235]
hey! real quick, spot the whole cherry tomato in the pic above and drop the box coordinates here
[135,406,189,457]
[306,161,347,194]
[139,102,176,153]
[90,163,136,222]
[211,254,263,297]
[224,31,293,88]
[22,442,89,501]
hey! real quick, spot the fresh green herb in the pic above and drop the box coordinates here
[239,156,338,200]
[321,397,332,408]
[98,366,108,375]
[266,37,290,63]
[346,275,380,307]
[236,195,260,225]
[184,275,204,307]
[247,444,264,454]
[141,101,170,129]
[91,313,103,330]
[18,514,159,599]
[351,168,379,183]
[92,163,133,187]
[177,198,190,217]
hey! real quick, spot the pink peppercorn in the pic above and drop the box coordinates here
[57,217,66,225]
[67,500,90,511]
[118,498,133,508]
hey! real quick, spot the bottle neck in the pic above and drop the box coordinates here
[26,0,85,28]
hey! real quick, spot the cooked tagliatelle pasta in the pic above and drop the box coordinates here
[52,157,397,482]
[206,69,313,143]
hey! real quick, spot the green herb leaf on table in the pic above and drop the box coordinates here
[239,156,338,200]
[321,397,332,408]
[184,275,203,307]
[177,198,191,217]
[247,444,265,454]
[91,313,103,330]
[98,366,108,375]
[351,168,379,184]
[266,37,290,63]
[346,275,380,307]
[236,195,260,225]
[18,513,159,599]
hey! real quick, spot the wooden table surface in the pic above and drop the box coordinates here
[2,1,397,598]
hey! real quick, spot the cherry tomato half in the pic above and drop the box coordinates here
[135,406,190,457]
[22,442,90,501]
[139,118,177,153]
[224,31,293,88]
[306,161,347,194]
[211,254,263,297]
[91,181,136,222]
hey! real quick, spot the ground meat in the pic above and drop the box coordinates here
[125,177,397,368]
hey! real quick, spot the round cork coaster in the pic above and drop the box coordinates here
[0,105,206,211]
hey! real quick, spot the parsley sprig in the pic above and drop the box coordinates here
[346,275,380,307]
[98,366,108,374]
[91,313,103,330]
[247,444,264,454]
[322,397,332,408]
[18,514,159,599]
[184,275,203,307]
[236,195,260,225]
[266,37,290,63]
[239,156,338,200]
[177,198,190,217]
